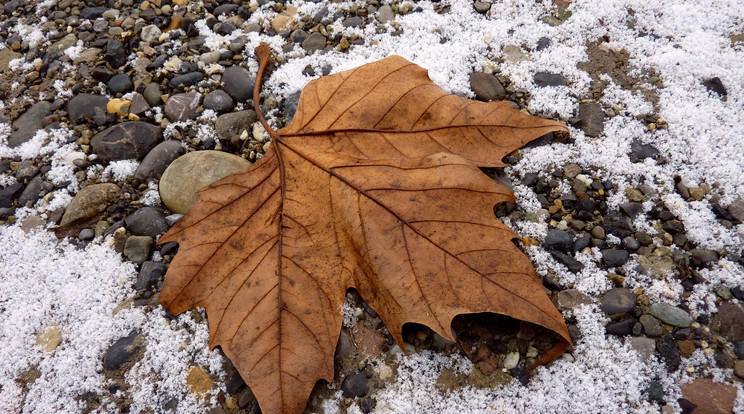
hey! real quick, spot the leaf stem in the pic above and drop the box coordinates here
[253,43,279,140]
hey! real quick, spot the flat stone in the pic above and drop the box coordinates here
[140,25,162,43]
[284,91,302,124]
[91,121,162,161]
[629,337,657,361]
[579,103,604,137]
[718,301,744,343]
[165,91,201,122]
[124,235,153,264]
[302,32,327,54]
[657,334,681,371]
[680,378,737,414]
[533,72,566,87]
[649,302,691,328]
[631,141,659,160]
[702,77,727,97]
[469,72,506,102]
[550,250,585,273]
[215,110,258,140]
[67,94,109,124]
[18,175,43,207]
[222,66,254,102]
[351,324,386,359]
[73,47,103,65]
[543,229,573,253]
[727,199,744,222]
[125,207,169,237]
[602,249,629,267]
[104,332,142,371]
[9,101,52,147]
[341,372,369,398]
[606,317,637,336]
[203,90,234,114]
[639,314,662,337]
[129,93,150,115]
[553,289,593,311]
[690,249,718,267]
[600,288,636,315]
[186,366,213,395]
[48,33,77,54]
[159,151,252,214]
[0,48,21,72]
[620,202,643,218]
[134,140,185,182]
[169,72,204,89]
[60,183,121,226]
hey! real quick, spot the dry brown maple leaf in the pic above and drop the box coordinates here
[159,45,571,414]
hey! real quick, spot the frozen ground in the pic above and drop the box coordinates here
[1,0,743,413]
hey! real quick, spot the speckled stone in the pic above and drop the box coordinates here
[649,303,691,328]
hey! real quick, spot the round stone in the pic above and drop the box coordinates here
[204,90,234,113]
[600,288,636,315]
[159,151,252,214]
[222,66,254,102]
[108,73,134,94]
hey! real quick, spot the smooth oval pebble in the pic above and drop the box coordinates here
[159,151,252,214]
[649,302,691,328]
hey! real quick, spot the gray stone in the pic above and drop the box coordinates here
[135,261,167,291]
[533,72,566,87]
[124,236,153,264]
[105,38,128,69]
[0,183,24,208]
[169,72,204,89]
[48,33,78,54]
[639,314,662,337]
[9,101,52,147]
[341,372,369,398]
[474,1,491,13]
[215,110,257,140]
[735,341,744,359]
[579,103,604,137]
[67,94,109,123]
[60,183,121,226]
[159,151,252,214]
[690,249,718,267]
[606,318,637,336]
[621,236,640,250]
[302,32,327,54]
[552,289,593,311]
[629,337,657,361]
[469,72,506,102]
[79,228,95,241]
[134,140,185,182]
[727,199,744,222]
[91,122,162,161]
[125,207,168,237]
[600,288,636,315]
[204,90,234,114]
[164,91,201,122]
[631,141,659,160]
[718,302,744,343]
[550,250,585,273]
[649,303,691,328]
[620,202,643,218]
[108,73,134,94]
[129,93,150,115]
[377,5,394,23]
[104,332,141,371]
[543,229,573,253]
[18,175,43,207]
[602,249,629,267]
[222,66,254,102]
[342,16,363,27]
[284,91,302,124]
[140,24,162,43]
[143,83,162,107]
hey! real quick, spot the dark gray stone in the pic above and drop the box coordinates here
[644,380,665,404]
[67,94,109,124]
[579,103,604,137]
[469,72,506,102]
[341,372,369,398]
[226,371,246,395]
[604,211,633,238]
[702,77,727,97]
[125,207,168,237]
[606,318,637,336]
[104,332,141,371]
[213,4,239,16]
[164,91,201,122]
[0,183,24,208]
[222,66,254,102]
[143,83,162,107]
[134,140,185,182]
[621,236,640,250]
[690,249,718,267]
[18,175,43,207]
[533,72,566,87]
[105,39,127,69]
[302,32,327,54]
[284,91,301,123]
[123,236,153,264]
[9,101,52,147]
[342,16,363,27]
[129,93,150,115]
[620,202,643,218]
[550,250,585,273]
[600,288,636,315]
[657,334,681,371]
[79,228,95,241]
[726,199,744,222]
[204,90,234,113]
[215,110,257,140]
[639,314,662,337]
[734,341,744,359]
[543,229,573,253]
[602,249,629,267]
[135,261,167,290]
[108,73,134,94]
[631,141,659,160]
[169,72,204,89]
[91,122,162,161]
[80,7,108,19]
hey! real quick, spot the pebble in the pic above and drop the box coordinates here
[343,16,363,27]
[108,73,134,94]
[552,289,593,311]
[469,72,506,102]
[165,91,201,122]
[105,39,128,69]
[341,372,369,398]
[600,288,636,315]
[601,249,629,267]
[563,163,581,179]
[621,236,640,250]
[284,91,302,123]
[605,317,636,336]
[60,183,121,226]
[129,93,151,116]
[543,229,573,253]
[204,90,235,113]
[135,261,167,291]
[377,5,394,23]
[717,302,744,342]
[125,207,169,237]
[550,250,585,273]
[689,249,718,267]
[629,337,657,362]
[79,228,95,241]
[735,360,744,380]
[503,352,520,369]
[222,66,254,102]
[169,72,204,89]
[302,32,327,54]
[143,83,163,107]
[680,378,737,414]
[631,141,659,160]
[215,110,258,140]
[702,77,727,97]
[9,101,52,147]
[67,93,109,124]
[649,303,691,328]
[18,176,43,207]
[0,183,24,209]
[91,121,162,161]
[159,151,252,214]
[657,334,681,371]
[134,140,185,182]
[578,103,604,137]
[734,341,744,359]
[474,1,492,13]
[533,72,566,87]
[726,199,744,222]
[124,235,153,264]
[141,25,162,43]
[639,314,662,337]
[104,332,142,371]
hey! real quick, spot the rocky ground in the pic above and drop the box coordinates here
[0,0,743,413]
